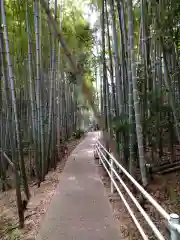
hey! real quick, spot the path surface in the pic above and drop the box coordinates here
[36,132,121,240]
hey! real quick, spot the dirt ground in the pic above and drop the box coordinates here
[0,137,84,240]
[95,159,180,239]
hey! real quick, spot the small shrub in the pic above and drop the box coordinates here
[8,229,21,240]
[74,129,84,139]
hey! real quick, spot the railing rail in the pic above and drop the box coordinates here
[95,139,180,240]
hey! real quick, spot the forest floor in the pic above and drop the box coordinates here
[0,136,84,240]
[1,136,180,240]
[95,159,180,239]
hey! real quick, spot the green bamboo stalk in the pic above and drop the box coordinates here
[1,0,30,199]
[127,0,147,186]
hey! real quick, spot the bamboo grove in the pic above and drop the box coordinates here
[93,0,180,188]
[1,0,180,229]
[39,0,180,192]
[0,0,94,227]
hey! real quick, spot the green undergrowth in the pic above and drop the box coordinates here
[7,229,21,240]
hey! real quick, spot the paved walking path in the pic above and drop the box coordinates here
[36,132,120,240]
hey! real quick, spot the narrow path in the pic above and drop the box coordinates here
[36,132,120,240]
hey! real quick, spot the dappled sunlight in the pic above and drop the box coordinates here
[76,148,94,154]
[86,149,94,154]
